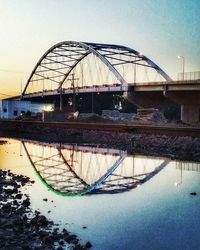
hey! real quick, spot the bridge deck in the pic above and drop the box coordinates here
[22,79,200,98]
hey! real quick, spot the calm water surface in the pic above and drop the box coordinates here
[0,137,200,250]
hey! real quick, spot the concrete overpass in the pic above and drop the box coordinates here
[127,79,200,124]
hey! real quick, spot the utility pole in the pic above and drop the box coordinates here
[20,80,22,100]
[20,79,22,99]
[59,74,79,112]
[59,87,63,111]
[134,63,136,84]
[72,74,76,112]
[177,55,185,81]
[68,73,79,112]
[91,92,94,113]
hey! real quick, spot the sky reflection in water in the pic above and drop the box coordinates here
[0,138,200,250]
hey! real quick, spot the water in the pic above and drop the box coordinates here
[0,137,200,250]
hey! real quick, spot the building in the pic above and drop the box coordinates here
[0,100,54,119]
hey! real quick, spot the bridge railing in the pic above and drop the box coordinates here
[177,71,200,81]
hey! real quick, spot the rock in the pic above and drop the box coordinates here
[4,188,16,195]
[1,220,15,229]
[56,247,64,250]
[63,234,74,243]
[85,241,92,249]
[41,235,54,245]
[15,193,23,199]
[0,159,92,249]
[1,203,12,213]
[190,192,197,196]
[22,198,30,207]
[73,244,87,250]
[59,240,65,246]
[0,179,16,186]
[135,108,167,124]
[37,215,49,227]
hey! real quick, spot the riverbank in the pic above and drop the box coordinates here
[0,169,92,250]
[1,127,200,162]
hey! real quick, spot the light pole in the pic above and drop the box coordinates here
[134,52,143,84]
[177,55,185,80]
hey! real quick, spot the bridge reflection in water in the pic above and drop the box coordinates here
[22,140,170,196]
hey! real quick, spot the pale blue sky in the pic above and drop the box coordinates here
[0,0,199,97]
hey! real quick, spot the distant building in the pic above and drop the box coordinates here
[0,100,54,119]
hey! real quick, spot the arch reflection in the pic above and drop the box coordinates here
[22,140,170,196]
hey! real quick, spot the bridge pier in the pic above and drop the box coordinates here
[181,105,200,124]
[164,91,200,124]
[126,91,200,124]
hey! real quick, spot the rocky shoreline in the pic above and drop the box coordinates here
[0,169,92,250]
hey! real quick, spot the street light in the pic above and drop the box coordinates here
[177,55,185,80]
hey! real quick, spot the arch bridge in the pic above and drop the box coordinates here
[22,41,171,97]
[21,41,200,123]
[21,139,170,196]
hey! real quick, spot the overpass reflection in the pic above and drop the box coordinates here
[22,140,170,196]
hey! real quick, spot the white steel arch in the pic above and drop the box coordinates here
[22,41,172,96]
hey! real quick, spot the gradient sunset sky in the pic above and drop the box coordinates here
[0,0,199,99]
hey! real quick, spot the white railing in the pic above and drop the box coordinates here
[177,71,200,81]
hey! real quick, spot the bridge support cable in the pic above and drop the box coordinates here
[84,152,127,194]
